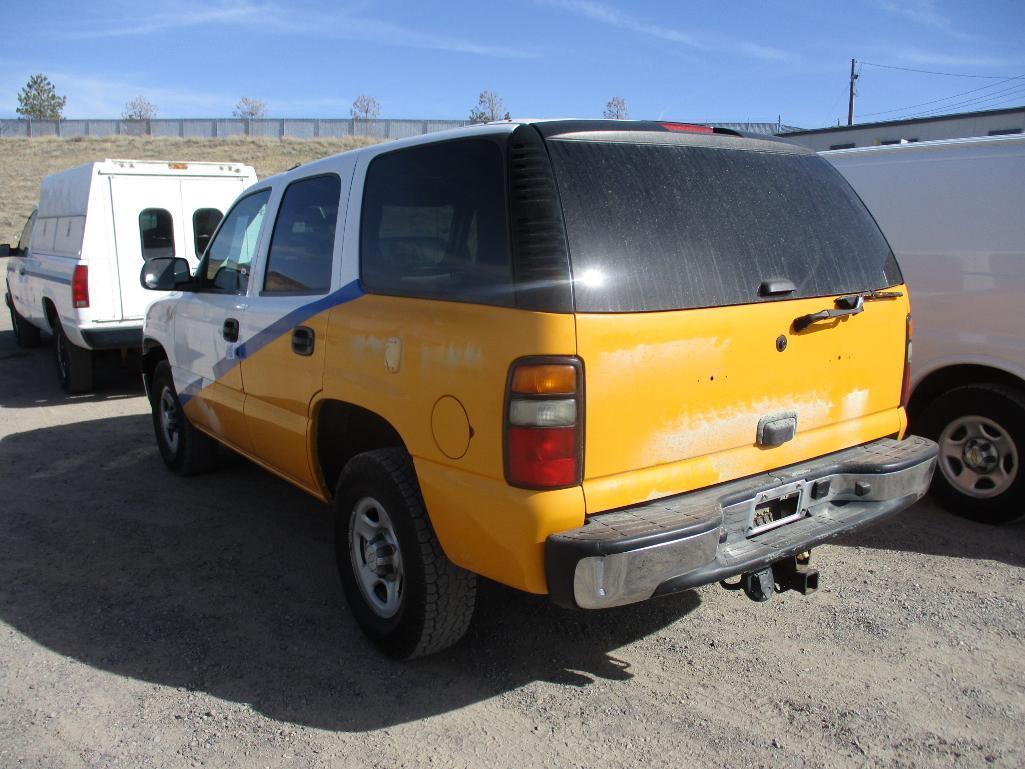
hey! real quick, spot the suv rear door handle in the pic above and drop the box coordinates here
[222,318,239,342]
[292,326,315,356]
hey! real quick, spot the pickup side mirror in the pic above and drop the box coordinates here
[141,256,192,291]
[0,244,12,257]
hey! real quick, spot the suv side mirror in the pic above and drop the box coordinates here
[141,256,192,291]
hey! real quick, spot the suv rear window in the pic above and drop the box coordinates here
[546,139,902,313]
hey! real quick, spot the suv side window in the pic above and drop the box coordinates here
[360,138,513,306]
[263,174,340,295]
[199,189,271,293]
[139,208,175,260]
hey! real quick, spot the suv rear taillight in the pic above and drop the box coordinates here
[900,314,912,408]
[71,265,89,308]
[505,359,583,489]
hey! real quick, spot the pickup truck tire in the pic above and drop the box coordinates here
[150,361,218,475]
[53,320,93,393]
[335,448,477,659]
[7,292,41,348]
[919,384,1025,524]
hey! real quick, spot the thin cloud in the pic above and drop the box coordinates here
[60,0,536,59]
[894,47,1020,69]
[540,0,793,61]
[874,0,974,40]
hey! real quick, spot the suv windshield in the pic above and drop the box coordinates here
[546,138,902,313]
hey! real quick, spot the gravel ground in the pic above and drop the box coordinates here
[1,272,1023,768]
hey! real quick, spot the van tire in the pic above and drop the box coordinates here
[334,448,477,659]
[7,293,41,348]
[150,361,218,475]
[53,320,93,393]
[918,384,1025,524]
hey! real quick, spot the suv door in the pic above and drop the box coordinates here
[173,188,271,454]
[239,172,348,491]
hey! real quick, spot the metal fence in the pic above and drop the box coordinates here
[0,118,469,139]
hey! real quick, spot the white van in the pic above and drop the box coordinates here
[3,159,257,392]
[824,135,1025,524]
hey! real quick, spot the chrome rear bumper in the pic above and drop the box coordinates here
[545,436,938,609]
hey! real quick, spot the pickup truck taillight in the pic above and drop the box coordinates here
[901,314,912,408]
[71,265,89,308]
[505,359,583,489]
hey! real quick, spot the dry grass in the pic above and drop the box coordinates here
[0,136,381,245]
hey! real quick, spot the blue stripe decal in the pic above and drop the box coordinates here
[23,269,72,286]
[210,279,364,381]
[177,377,206,406]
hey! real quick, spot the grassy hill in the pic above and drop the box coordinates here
[0,136,380,245]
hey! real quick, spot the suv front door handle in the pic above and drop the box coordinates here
[222,317,239,343]
[292,326,315,356]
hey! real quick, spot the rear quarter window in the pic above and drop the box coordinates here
[360,138,513,306]
[547,139,902,313]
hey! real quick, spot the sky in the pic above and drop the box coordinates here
[1,0,1023,129]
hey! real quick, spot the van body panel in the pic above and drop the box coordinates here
[823,135,1025,396]
[577,290,909,513]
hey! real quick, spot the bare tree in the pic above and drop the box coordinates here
[122,95,157,121]
[232,96,267,120]
[603,96,628,120]
[468,90,507,124]
[17,74,67,120]
[350,94,381,133]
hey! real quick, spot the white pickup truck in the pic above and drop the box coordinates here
[3,159,256,392]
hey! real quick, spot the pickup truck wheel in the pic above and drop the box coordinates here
[335,448,477,659]
[919,384,1025,524]
[7,291,41,348]
[53,320,93,393]
[150,361,218,475]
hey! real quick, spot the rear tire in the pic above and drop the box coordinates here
[7,292,41,348]
[53,319,93,393]
[150,361,218,475]
[335,448,477,659]
[917,384,1025,524]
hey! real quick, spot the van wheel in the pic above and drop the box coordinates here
[918,384,1025,524]
[7,294,41,348]
[334,448,477,659]
[53,320,93,393]
[150,361,218,475]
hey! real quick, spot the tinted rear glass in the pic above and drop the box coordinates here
[360,138,513,306]
[547,140,901,313]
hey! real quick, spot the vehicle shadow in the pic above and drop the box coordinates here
[0,414,700,732]
[0,328,144,407]
[834,496,1025,567]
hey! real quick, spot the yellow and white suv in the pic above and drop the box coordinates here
[140,119,937,658]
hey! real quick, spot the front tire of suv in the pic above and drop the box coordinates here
[150,361,218,475]
[53,319,93,393]
[334,448,477,659]
[7,292,41,348]
[918,384,1025,524]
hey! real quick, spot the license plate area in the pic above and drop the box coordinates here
[748,481,807,537]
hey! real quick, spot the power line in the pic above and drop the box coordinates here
[903,82,1025,118]
[860,73,1025,118]
[860,61,1025,80]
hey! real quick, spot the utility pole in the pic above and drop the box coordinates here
[847,58,858,126]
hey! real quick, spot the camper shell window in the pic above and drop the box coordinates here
[193,208,223,256]
[139,209,175,261]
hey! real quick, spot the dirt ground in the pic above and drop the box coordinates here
[0,267,1023,768]
[0,136,379,245]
